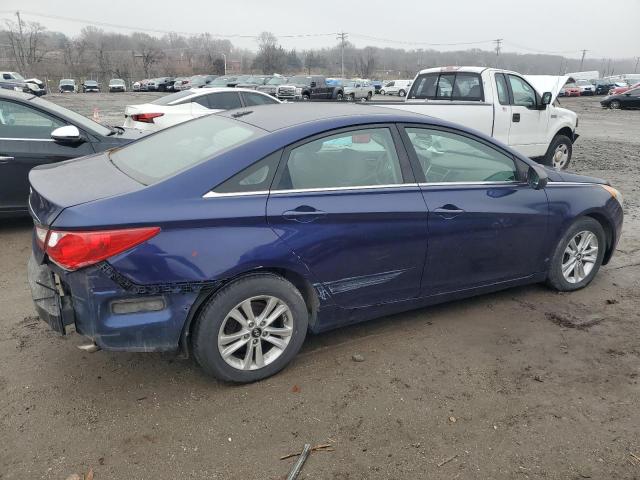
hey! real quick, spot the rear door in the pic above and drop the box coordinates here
[266,125,429,308]
[0,99,95,214]
[202,91,242,112]
[400,125,548,295]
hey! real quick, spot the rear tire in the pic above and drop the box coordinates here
[398,89,406,97]
[546,217,606,292]
[192,274,308,383]
[542,134,572,170]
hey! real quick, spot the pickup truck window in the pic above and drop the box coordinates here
[405,128,517,183]
[508,75,536,108]
[495,74,510,105]
[409,72,483,101]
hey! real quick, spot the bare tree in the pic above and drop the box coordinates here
[253,31,286,74]
[357,47,376,78]
[4,14,48,72]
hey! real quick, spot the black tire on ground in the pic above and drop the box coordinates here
[610,100,621,109]
[398,89,406,97]
[192,273,309,383]
[366,91,372,101]
[302,93,310,101]
[348,93,355,102]
[542,134,573,170]
[335,91,344,101]
[546,217,606,292]
[380,90,385,95]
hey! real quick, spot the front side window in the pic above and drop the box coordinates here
[242,92,279,106]
[508,75,536,108]
[495,73,510,105]
[208,92,242,110]
[0,100,65,139]
[276,128,403,190]
[405,127,517,183]
[110,115,264,185]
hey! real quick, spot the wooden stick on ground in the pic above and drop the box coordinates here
[437,454,458,467]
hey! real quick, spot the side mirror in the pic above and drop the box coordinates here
[528,164,548,190]
[541,91,552,105]
[51,125,83,145]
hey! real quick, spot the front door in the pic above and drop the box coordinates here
[506,74,549,152]
[0,99,96,214]
[267,126,429,308]
[401,125,549,295]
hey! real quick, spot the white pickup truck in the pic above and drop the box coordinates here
[377,67,578,169]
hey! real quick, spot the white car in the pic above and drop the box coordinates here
[575,79,594,96]
[123,88,282,131]
[380,80,413,96]
[343,79,374,101]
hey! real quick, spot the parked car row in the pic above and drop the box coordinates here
[558,79,639,97]
[1,72,47,96]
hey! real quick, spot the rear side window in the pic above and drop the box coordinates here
[110,115,264,185]
[214,151,281,194]
[150,90,195,105]
[209,92,242,110]
[276,128,403,190]
[495,74,510,105]
[242,92,279,106]
[409,72,484,101]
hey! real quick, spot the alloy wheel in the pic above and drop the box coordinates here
[217,295,293,371]
[561,231,599,283]
[610,100,621,109]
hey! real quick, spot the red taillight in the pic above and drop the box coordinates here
[131,112,164,123]
[39,226,160,271]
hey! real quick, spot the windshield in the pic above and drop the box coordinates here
[85,81,98,86]
[110,115,265,185]
[576,80,591,86]
[150,90,195,105]
[245,76,267,84]
[288,76,312,85]
[110,79,125,85]
[60,79,75,85]
[266,77,286,85]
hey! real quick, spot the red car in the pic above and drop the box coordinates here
[562,84,581,97]
[609,82,640,96]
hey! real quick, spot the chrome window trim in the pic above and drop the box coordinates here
[203,190,270,198]
[418,181,522,187]
[0,137,54,142]
[270,183,418,195]
[546,181,597,187]
[203,183,419,199]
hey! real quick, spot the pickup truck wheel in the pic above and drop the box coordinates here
[302,93,310,101]
[348,93,355,102]
[335,92,344,101]
[366,92,372,101]
[543,135,572,170]
[398,89,406,97]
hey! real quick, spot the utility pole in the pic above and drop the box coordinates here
[635,56,640,73]
[493,38,502,67]
[337,31,348,79]
[579,49,588,71]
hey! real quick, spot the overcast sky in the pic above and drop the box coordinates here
[1,0,639,58]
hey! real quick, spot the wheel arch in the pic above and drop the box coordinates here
[584,211,615,265]
[178,267,319,357]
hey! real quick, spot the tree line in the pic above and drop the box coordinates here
[1,16,637,85]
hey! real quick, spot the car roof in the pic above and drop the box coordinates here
[217,103,434,132]
[0,89,36,101]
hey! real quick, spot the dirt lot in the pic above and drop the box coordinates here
[0,95,638,480]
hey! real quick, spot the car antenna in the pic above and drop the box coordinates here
[231,110,253,118]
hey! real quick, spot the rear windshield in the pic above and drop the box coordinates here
[150,90,195,105]
[409,72,483,101]
[110,115,265,185]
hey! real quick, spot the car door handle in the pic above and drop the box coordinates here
[0,156,14,164]
[512,113,521,122]
[433,205,465,219]
[282,206,327,223]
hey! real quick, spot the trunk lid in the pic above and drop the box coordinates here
[28,151,143,227]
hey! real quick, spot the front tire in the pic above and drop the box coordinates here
[398,89,406,97]
[380,89,385,95]
[610,100,621,109]
[543,134,572,170]
[192,274,309,383]
[546,217,606,292]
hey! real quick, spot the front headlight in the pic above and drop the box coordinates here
[601,185,624,207]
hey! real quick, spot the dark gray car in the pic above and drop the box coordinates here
[0,90,145,218]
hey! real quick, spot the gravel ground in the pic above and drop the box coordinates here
[0,95,638,480]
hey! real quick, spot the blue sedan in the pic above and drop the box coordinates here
[27,104,624,383]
